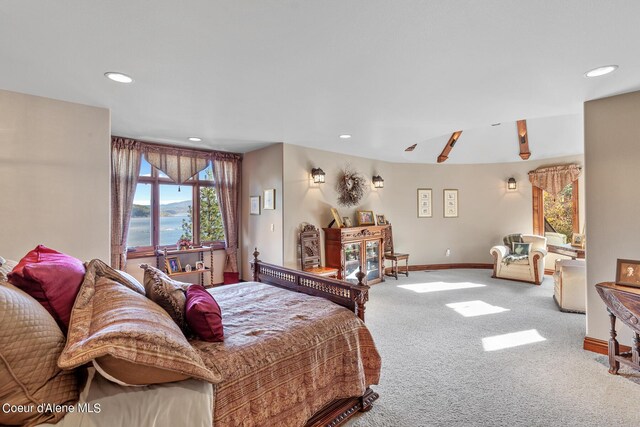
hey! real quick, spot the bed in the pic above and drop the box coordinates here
[5,248,380,427]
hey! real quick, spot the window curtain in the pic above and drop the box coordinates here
[528,164,581,196]
[212,154,241,274]
[144,144,210,184]
[111,137,142,269]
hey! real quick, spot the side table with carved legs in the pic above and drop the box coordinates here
[596,282,640,374]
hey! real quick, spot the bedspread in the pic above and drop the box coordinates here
[192,282,381,427]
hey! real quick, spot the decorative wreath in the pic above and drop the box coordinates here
[336,167,367,207]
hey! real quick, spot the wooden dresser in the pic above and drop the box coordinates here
[323,226,386,284]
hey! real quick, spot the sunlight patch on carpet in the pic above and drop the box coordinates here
[398,282,486,293]
[482,329,546,351]
[446,300,510,317]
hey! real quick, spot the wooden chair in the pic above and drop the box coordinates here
[300,224,339,278]
[383,225,409,280]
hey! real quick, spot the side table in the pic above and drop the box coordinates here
[595,282,640,374]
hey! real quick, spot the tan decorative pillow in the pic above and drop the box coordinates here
[0,257,17,281]
[0,281,78,426]
[140,264,191,333]
[58,260,220,386]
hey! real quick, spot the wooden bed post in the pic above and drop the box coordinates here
[355,267,367,322]
[252,248,260,281]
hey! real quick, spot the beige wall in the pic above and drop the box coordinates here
[584,90,640,345]
[280,143,584,270]
[0,89,111,262]
[282,144,391,268]
[241,143,284,279]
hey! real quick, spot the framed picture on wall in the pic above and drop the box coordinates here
[417,188,432,218]
[263,189,275,210]
[443,189,458,218]
[250,196,261,215]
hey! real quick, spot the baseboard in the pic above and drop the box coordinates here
[583,336,631,355]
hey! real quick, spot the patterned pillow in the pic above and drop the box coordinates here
[0,257,17,281]
[58,260,220,386]
[140,264,191,334]
[0,281,78,426]
[512,242,531,256]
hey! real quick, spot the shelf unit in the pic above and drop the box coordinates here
[323,225,386,285]
[155,246,214,287]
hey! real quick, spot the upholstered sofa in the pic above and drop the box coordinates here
[553,258,586,313]
[490,234,547,285]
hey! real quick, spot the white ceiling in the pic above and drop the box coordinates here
[1,0,639,163]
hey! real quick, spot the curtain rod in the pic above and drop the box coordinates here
[111,135,242,159]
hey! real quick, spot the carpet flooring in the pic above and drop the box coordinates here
[346,269,640,427]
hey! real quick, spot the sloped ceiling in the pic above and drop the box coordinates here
[1,0,639,163]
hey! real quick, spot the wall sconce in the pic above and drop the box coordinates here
[311,167,326,184]
[372,175,384,188]
[507,177,517,191]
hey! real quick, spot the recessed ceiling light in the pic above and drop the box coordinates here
[491,123,501,126]
[584,65,618,78]
[104,72,134,83]
[405,143,417,152]
[339,134,352,139]
[188,137,202,142]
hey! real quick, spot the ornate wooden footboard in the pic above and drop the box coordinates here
[250,248,379,426]
[251,248,370,322]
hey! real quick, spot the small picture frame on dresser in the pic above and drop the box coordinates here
[615,259,640,288]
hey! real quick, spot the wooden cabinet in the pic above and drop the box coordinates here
[323,226,386,285]
[155,246,214,287]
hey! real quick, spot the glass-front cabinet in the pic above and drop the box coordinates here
[343,242,362,282]
[323,226,386,285]
[365,240,380,281]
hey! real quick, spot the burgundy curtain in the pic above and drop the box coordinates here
[212,155,241,274]
[111,137,142,269]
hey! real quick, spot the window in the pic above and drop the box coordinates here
[532,180,579,241]
[127,159,224,251]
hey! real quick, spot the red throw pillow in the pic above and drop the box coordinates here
[8,245,85,331]
[185,285,224,342]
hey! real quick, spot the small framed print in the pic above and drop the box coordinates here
[263,189,275,210]
[342,216,353,227]
[195,261,205,271]
[443,189,458,218]
[571,233,585,248]
[417,188,432,218]
[330,207,343,227]
[165,256,182,274]
[616,259,640,288]
[376,214,387,225]
[357,210,375,226]
[250,196,261,215]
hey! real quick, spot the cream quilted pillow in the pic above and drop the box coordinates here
[58,259,220,386]
[0,257,17,281]
[0,281,78,426]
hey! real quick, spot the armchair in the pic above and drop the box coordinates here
[490,234,547,285]
[553,258,586,313]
